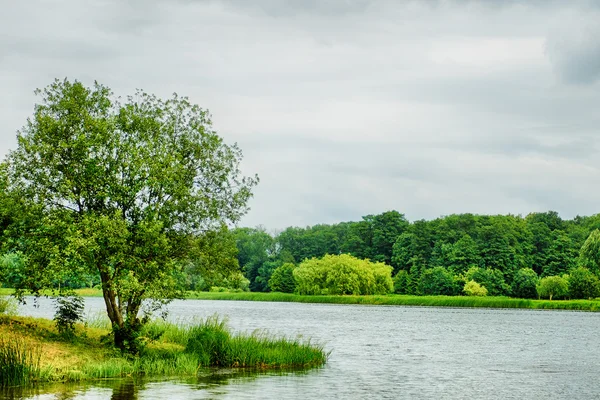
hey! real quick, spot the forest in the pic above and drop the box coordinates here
[231,210,600,299]
[6,209,599,301]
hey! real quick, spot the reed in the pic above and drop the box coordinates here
[0,338,42,387]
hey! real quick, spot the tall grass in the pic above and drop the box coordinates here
[187,291,600,311]
[0,338,42,387]
[184,316,327,369]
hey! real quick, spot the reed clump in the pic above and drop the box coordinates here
[0,338,42,387]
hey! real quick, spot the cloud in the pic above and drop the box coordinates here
[2,0,600,229]
[546,9,600,84]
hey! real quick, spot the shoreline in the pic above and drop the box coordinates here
[4,288,600,312]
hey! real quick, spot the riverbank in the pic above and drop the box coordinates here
[185,292,600,311]
[4,288,600,311]
[0,314,327,386]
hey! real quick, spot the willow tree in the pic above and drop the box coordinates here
[3,79,257,351]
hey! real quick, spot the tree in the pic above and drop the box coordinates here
[418,267,459,296]
[464,267,508,296]
[268,263,296,293]
[510,268,539,299]
[392,270,412,294]
[463,280,487,297]
[568,267,600,299]
[579,229,600,275]
[293,254,393,295]
[536,275,568,300]
[3,79,257,352]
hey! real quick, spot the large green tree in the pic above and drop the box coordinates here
[3,79,257,351]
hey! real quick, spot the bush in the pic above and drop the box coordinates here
[0,296,17,315]
[393,270,412,294]
[419,267,459,296]
[269,263,296,293]
[293,254,393,295]
[463,280,488,296]
[510,268,539,299]
[537,275,569,300]
[53,294,85,337]
[224,272,250,292]
[568,267,600,299]
[464,267,508,296]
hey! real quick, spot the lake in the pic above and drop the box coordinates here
[3,298,600,399]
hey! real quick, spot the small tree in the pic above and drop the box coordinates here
[463,280,487,297]
[536,275,568,300]
[268,263,296,293]
[393,270,412,294]
[54,294,85,337]
[568,267,600,299]
[579,229,600,274]
[510,268,539,299]
[419,267,459,296]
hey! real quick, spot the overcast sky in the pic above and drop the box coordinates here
[2,1,600,229]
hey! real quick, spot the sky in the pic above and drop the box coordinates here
[1,0,600,230]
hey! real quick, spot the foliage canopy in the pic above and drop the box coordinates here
[2,79,257,351]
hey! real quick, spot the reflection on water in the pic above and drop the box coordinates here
[1,369,315,400]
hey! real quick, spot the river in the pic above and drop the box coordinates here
[3,298,600,399]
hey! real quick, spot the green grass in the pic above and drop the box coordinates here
[0,314,327,386]
[6,287,600,311]
[184,291,600,311]
[0,338,43,387]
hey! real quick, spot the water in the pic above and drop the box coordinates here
[4,298,600,399]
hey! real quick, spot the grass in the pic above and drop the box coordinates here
[184,291,600,311]
[5,287,600,311]
[0,338,43,387]
[0,313,327,387]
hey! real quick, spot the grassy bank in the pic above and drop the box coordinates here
[0,314,327,386]
[5,287,600,311]
[185,291,600,311]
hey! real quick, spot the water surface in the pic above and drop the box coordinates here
[5,298,599,399]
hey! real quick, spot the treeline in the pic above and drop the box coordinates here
[233,211,600,298]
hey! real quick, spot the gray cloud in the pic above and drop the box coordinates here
[2,0,600,229]
[546,11,600,84]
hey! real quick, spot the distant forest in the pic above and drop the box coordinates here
[232,211,600,298]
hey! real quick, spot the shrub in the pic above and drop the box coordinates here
[393,270,412,294]
[463,280,488,296]
[53,294,85,337]
[464,267,508,296]
[510,268,539,299]
[537,275,569,300]
[294,254,393,295]
[269,263,296,293]
[568,267,600,299]
[419,267,459,296]
[0,296,17,315]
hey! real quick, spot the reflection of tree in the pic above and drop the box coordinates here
[110,380,138,400]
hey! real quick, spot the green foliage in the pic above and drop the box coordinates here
[537,275,569,300]
[418,267,459,296]
[2,79,257,351]
[464,267,508,296]
[0,339,41,387]
[579,229,600,274]
[268,263,296,293]
[568,267,600,299]
[183,316,327,368]
[53,294,85,337]
[392,270,412,294]
[463,280,488,296]
[510,268,539,299]
[294,254,393,295]
[0,296,17,315]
